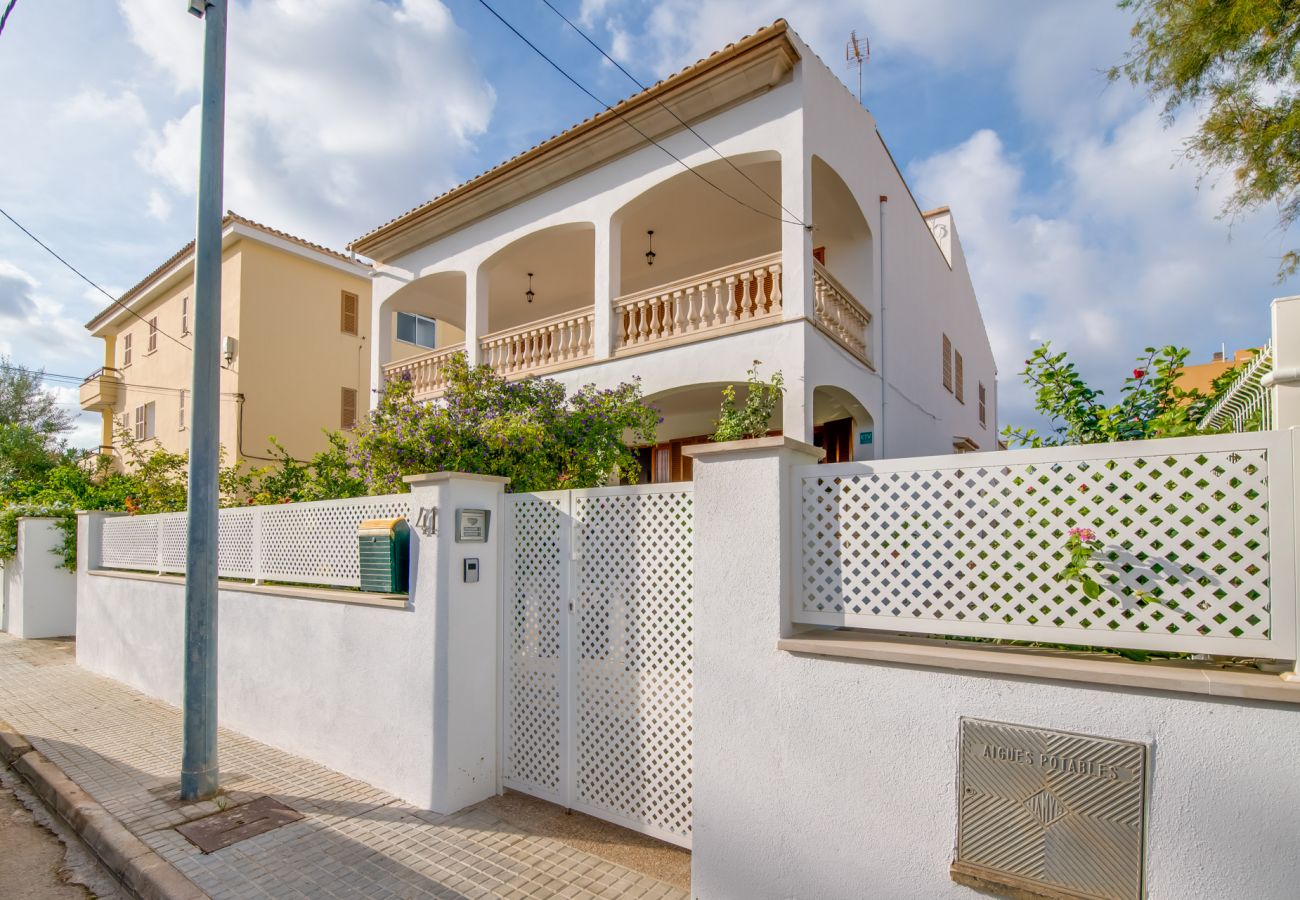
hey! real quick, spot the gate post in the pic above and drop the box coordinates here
[683,436,822,896]
[404,471,510,815]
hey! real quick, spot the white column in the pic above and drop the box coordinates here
[593,216,620,359]
[682,437,822,897]
[1269,295,1300,428]
[780,150,813,321]
[369,270,408,412]
[403,471,508,813]
[465,265,489,366]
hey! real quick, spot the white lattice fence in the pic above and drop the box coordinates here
[504,484,695,849]
[98,494,413,590]
[797,432,1298,658]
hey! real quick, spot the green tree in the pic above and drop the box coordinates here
[0,356,72,438]
[1112,0,1300,277]
[353,353,658,493]
[712,366,784,442]
[1003,342,1224,447]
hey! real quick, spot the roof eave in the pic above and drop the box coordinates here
[351,19,799,263]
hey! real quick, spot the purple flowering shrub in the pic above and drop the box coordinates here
[352,353,658,492]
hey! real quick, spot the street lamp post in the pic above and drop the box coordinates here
[180,0,227,803]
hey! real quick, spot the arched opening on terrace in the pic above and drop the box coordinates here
[809,156,876,367]
[810,155,874,309]
[481,222,595,334]
[477,222,596,378]
[632,381,786,484]
[613,151,782,297]
[382,271,467,366]
[611,153,785,354]
[812,384,876,462]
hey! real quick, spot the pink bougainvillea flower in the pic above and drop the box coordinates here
[1068,526,1097,542]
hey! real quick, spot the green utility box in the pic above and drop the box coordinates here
[358,518,410,594]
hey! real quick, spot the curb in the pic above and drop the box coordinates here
[0,718,208,900]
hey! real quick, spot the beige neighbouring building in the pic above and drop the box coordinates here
[79,213,373,467]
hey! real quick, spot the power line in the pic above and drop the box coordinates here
[0,206,192,351]
[0,363,214,401]
[473,0,808,228]
[0,0,17,39]
[539,0,809,229]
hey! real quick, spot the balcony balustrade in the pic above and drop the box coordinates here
[79,367,123,412]
[811,260,872,367]
[384,343,465,396]
[381,251,875,399]
[614,252,783,354]
[480,308,595,377]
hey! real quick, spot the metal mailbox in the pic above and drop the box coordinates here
[357,517,410,594]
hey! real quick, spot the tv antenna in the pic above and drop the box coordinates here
[845,30,870,106]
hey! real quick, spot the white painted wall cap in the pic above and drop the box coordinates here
[682,435,824,460]
[402,472,512,485]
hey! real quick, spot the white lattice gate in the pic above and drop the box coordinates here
[503,484,694,848]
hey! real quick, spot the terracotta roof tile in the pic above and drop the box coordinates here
[86,212,365,330]
[351,19,791,250]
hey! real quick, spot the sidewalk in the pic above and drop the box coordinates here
[0,634,689,899]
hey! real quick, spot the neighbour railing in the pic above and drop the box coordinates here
[614,252,783,352]
[1199,343,1274,432]
[98,494,413,591]
[81,366,122,384]
[795,431,1297,659]
[384,343,464,396]
[481,308,595,377]
[812,260,872,366]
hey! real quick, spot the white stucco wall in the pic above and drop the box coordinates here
[2,518,77,640]
[366,28,999,459]
[689,441,1300,900]
[75,474,504,814]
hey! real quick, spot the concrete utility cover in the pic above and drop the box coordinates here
[176,796,302,854]
[955,718,1149,900]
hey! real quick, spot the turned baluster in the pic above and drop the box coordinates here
[636,299,650,343]
[769,265,783,312]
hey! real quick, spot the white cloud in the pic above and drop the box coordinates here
[910,117,1279,427]
[124,0,496,248]
[146,190,173,222]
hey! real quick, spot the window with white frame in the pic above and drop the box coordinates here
[978,382,987,428]
[133,402,155,441]
[396,311,437,349]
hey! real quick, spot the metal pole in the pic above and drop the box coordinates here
[181,0,227,803]
[878,195,887,459]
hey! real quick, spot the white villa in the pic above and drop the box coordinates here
[352,20,997,480]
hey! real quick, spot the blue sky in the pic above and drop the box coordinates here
[0,0,1290,448]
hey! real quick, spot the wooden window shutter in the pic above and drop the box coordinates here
[123,333,133,366]
[341,291,359,335]
[955,351,964,403]
[978,382,987,427]
[941,334,952,392]
[148,317,158,353]
[341,387,358,429]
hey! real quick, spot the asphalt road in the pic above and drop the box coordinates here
[0,766,116,899]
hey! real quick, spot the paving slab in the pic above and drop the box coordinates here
[0,633,689,899]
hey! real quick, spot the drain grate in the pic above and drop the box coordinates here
[176,796,303,853]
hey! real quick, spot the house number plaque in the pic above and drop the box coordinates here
[954,718,1148,900]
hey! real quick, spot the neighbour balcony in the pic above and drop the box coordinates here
[80,367,123,412]
[381,252,873,399]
